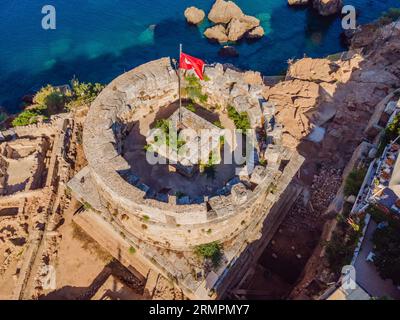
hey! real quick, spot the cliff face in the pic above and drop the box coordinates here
[263,19,400,166]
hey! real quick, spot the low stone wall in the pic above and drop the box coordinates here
[79,57,283,250]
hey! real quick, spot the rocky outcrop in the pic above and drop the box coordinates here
[218,46,239,57]
[288,0,310,5]
[262,20,400,161]
[208,0,243,24]
[204,0,264,43]
[313,0,343,16]
[204,24,228,43]
[286,58,340,83]
[184,6,205,25]
[227,18,249,41]
[247,26,265,39]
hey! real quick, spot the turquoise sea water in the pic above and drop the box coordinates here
[0,0,398,112]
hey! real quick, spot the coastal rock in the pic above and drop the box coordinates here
[218,46,239,57]
[313,0,343,16]
[288,0,310,5]
[204,24,228,43]
[287,58,340,83]
[227,18,249,41]
[184,7,205,25]
[208,0,243,24]
[239,15,260,29]
[206,0,263,42]
[246,26,265,39]
[243,71,263,85]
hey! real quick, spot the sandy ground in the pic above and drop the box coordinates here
[38,199,111,299]
[0,259,19,299]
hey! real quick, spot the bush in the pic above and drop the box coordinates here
[185,102,196,113]
[213,120,224,129]
[325,229,361,274]
[34,85,65,114]
[11,105,48,127]
[66,79,104,109]
[183,75,208,104]
[378,8,400,26]
[227,105,251,131]
[194,241,222,266]
[129,246,136,254]
[344,167,367,196]
[82,201,93,210]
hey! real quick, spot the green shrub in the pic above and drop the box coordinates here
[11,105,48,127]
[378,8,400,26]
[34,85,65,114]
[227,105,251,131]
[213,120,224,129]
[184,75,208,104]
[344,167,367,196]
[194,241,222,266]
[325,229,360,274]
[129,246,136,254]
[185,102,196,113]
[82,201,93,210]
[66,79,104,109]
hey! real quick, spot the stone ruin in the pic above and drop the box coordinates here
[0,114,76,299]
[68,57,305,298]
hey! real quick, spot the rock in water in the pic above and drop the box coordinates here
[184,7,206,25]
[206,0,264,42]
[218,46,239,57]
[227,18,249,41]
[313,0,343,16]
[247,26,265,39]
[288,0,310,5]
[204,24,229,43]
[208,0,243,24]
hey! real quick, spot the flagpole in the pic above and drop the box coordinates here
[178,43,182,125]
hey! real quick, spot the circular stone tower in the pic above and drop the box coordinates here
[81,57,276,251]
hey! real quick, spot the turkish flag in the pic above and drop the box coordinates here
[179,52,205,80]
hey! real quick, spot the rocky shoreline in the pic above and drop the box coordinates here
[288,0,343,16]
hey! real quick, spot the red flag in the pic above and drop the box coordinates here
[179,52,205,80]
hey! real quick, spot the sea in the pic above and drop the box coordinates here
[0,0,398,112]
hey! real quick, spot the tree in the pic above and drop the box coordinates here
[372,224,400,286]
[194,241,222,266]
